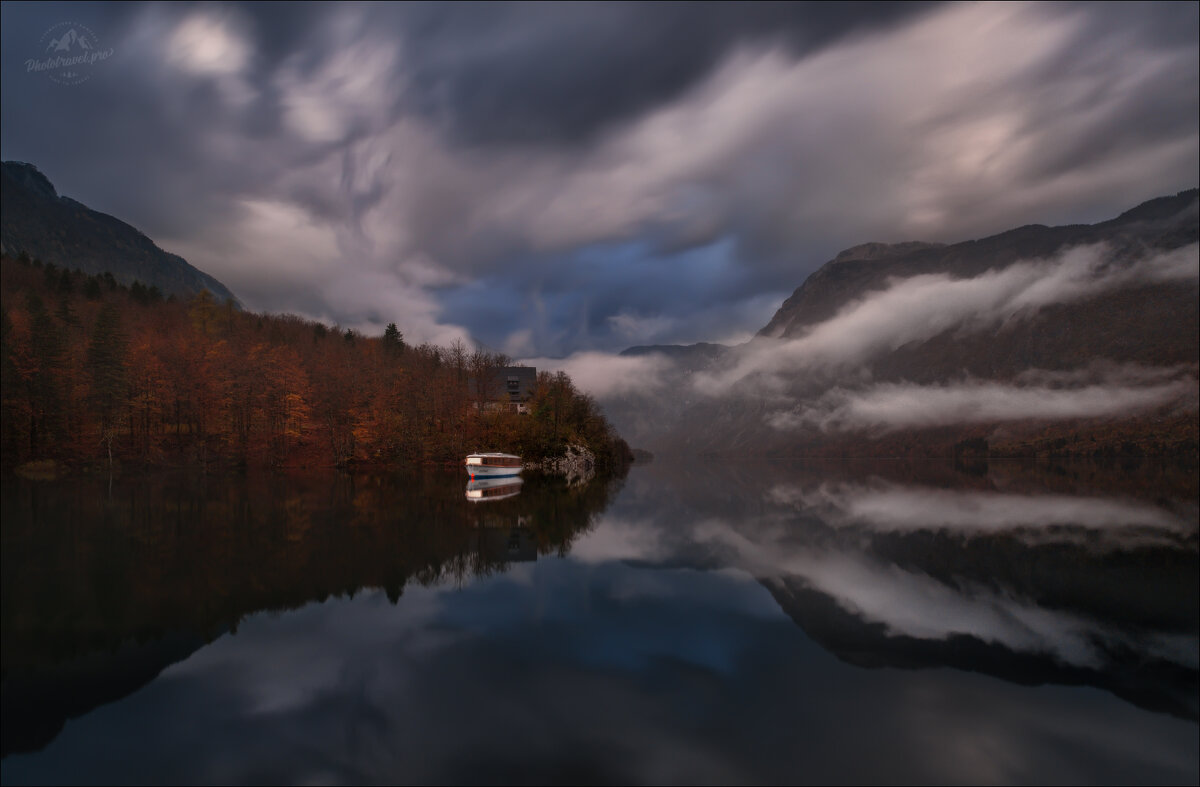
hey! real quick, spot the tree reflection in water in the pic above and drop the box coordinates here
[0,468,623,756]
[1,458,1195,784]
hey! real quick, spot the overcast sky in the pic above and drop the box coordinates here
[2,1,1196,356]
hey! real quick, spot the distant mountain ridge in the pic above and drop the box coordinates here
[759,188,1198,340]
[616,188,1199,457]
[0,161,238,304]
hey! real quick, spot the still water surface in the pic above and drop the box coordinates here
[2,460,1197,784]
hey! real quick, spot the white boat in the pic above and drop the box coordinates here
[464,452,523,478]
[465,476,524,502]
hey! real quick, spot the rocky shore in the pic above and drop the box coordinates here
[525,444,596,485]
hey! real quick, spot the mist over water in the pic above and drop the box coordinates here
[526,238,1199,454]
[2,460,1196,784]
[2,4,1195,783]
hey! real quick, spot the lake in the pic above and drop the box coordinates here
[2,459,1197,785]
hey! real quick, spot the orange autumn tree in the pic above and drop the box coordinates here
[0,254,631,472]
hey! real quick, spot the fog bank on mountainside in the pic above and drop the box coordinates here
[607,189,1199,458]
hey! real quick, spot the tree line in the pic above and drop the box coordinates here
[0,255,632,471]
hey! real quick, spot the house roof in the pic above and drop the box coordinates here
[468,366,537,401]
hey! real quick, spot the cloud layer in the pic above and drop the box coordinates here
[769,374,1198,433]
[517,351,675,399]
[2,2,1196,352]
[768,481,1192,538]
[698,242,1199,396]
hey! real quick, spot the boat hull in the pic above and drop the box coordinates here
[465,453,523,479]
[465,464,523,478]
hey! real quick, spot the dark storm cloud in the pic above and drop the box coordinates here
[1,2,1196,358]
[3,2,378,230]
[393,1,940,146]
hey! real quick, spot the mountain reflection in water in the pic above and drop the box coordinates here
[626,461,1198,721]
[1,460,1196,784]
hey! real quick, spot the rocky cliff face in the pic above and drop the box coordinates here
[0,161,239,304]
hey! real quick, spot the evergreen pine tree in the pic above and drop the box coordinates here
[383,322,405,355]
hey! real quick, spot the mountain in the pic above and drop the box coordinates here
[618,189,1199,457]
[0,161,238,304]
[619,341,729,370]
[759,190,1198,342]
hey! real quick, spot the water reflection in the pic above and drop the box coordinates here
[465,476,524,502]
[0,469,620,758]
[600,460,1198,721]
[2,459,1196,783]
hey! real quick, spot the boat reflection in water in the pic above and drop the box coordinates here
[465,477,534,561]
[465,476,524,502]
[2,467,622,760]
[2,460,1196,784]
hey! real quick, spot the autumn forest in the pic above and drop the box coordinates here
[0,254,632,473]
